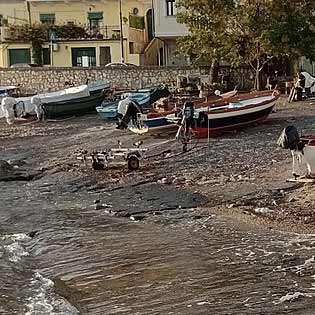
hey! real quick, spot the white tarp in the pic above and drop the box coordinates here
[0,85,89,118]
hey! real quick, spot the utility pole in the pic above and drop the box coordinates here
[151,0,155,37]
[119,0,125,63]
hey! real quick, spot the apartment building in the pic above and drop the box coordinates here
[151,0,188,66]
[0,0,153,67]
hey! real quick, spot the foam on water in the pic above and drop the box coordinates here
[0,233,79,315]
[1,233,31,262]
[25,272,79,315]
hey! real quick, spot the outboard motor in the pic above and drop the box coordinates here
[116,99,143,130]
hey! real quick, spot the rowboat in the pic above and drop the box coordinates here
[132,90,280,137]
[141,89,238,133]
[179,90,281,138]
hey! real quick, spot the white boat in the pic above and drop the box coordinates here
[14,85,90,116]
[0,81,110,118]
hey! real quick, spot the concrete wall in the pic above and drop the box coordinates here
[0,66,208,93]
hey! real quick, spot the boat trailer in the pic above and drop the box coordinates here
[77,141,147,171]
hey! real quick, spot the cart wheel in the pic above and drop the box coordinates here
[92,160,105,170]
[128,155,140,171]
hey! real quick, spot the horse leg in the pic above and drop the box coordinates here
[291,150,300,178]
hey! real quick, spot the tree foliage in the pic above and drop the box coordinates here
[176,0,315,89]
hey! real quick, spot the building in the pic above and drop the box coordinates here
[0,0,153,67]
[143,0,188,66]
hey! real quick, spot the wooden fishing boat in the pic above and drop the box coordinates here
[141,89,238,133]
[132,90,279,136]
[184,90,281,138]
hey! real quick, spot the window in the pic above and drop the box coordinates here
[166,0,175,16]
[8,49,31,66]
[72,48,96,67]
[40,14,55,25]
[88,12,103,30]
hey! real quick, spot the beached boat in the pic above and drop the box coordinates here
[178,90,281,138]
[5,81,110,119]
[132,90,279,136]
[140,89,238,133]
[96,85,170,120]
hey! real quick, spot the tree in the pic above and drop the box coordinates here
[176,0,315,90]
[176,0,234,83]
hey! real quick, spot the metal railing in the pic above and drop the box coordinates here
[83,25,121,40]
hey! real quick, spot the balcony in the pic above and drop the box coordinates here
[0,24,123,43]
[86,25,121,40]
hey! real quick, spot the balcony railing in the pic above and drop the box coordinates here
[85,25,121,40]
[0,24,123,42]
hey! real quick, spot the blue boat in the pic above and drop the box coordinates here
[96,86,170,120]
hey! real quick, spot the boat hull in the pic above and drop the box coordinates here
[194,101,276,138]
[42,91,104,119]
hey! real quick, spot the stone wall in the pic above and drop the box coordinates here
[0,66,210,93]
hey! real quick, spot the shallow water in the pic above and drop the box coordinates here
[2,177,315,315]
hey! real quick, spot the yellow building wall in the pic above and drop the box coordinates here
[0,1,29,25]
[52,40,126,67]
[28,0,150,26]
[0,0,151,27]
[0,1,152,67]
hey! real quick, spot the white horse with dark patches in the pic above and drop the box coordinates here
[30,95,44,121]
[278,126,315,178]
[1,97,16,124]
[299,72,315,94]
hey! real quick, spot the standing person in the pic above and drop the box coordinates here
[183,101,195,136]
